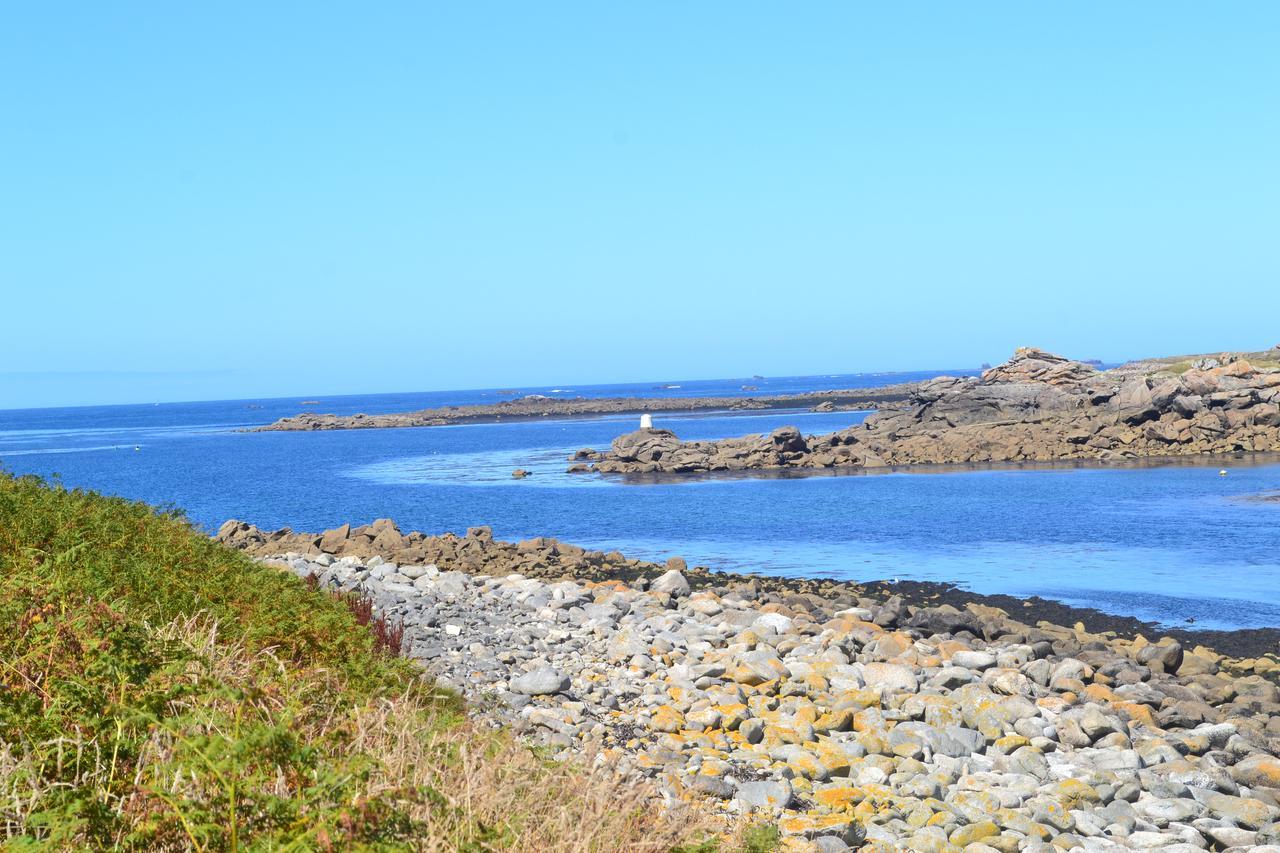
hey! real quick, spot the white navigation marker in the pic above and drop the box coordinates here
[640,413,653,429]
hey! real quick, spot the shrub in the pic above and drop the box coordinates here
[0,472,724,849]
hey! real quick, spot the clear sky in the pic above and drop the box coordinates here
[2,3,1278,409]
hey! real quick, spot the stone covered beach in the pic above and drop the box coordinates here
[219,519,1280,852]
[218,345,1280,850]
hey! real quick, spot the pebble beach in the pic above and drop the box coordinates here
[220,520,1280,852]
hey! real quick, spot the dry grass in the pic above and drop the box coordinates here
[353,703,721,852]
[1156,360,1194,376]
[0,472,738,850]
[2,613,726,851]
[1152,355,1280,377]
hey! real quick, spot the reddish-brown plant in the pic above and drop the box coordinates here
[337,589,404,656]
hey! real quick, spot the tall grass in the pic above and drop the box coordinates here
[0,473,725,849]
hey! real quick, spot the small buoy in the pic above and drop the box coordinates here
[640,413,653,429]
[1219,469,1228,476]
[134,446,141,452]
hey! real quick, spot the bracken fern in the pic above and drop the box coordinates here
[0,472,734,850]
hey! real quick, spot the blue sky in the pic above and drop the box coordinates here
[2,3,1278,408]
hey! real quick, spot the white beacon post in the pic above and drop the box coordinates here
[640,413,653,430]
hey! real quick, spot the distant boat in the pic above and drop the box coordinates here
[300,400,320,405]
[741,385,758,391]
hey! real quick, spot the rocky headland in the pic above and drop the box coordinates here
[252,385,919,432]
[578,349,1280,476]
[218,518,1280,852]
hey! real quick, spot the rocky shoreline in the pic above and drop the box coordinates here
[218,519,1280,852]
[573,453,1280,488]
[251,385,919,432]
[575,349,1280,476]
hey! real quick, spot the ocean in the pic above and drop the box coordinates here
[3,369,1278,631]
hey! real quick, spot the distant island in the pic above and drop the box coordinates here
[252,383,922,431]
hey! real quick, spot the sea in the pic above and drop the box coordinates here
[3,369,1278,631]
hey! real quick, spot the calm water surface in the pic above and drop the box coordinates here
[2,370,1278,631]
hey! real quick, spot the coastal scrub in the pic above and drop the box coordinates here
[0,472,725,850]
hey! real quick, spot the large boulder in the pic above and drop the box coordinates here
[216,519,247,540]
[371,525,406,552]
[1254,403,1280,427]
[1181,368,1222,397]
[509,667,570,696]
[768,426,808,453]
[981,348,1099,387]
[906,604,984,637]
[1137,639,1183,674]
[1116,378,1159,424]
[905,351,1099,427]
[609,428,682,463]
[651,569,691,597]
[861,662,919,693]
[735,780,793,812]
[318,523,351,553]
[1172,394,1206,417]
[1232,754,1280,790]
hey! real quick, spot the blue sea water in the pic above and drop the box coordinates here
[2,370,1278,631]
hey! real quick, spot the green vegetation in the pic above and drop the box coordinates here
[1157,360,1194,376]
[738,824,782,852]
[0,473,724,849]
[1149,349,1280,378]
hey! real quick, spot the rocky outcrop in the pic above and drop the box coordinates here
[251,385,920,432]
[581,425,888,474]
[583,349,1280,474]
[230,520,1280,851]
[978,347,1101,387]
